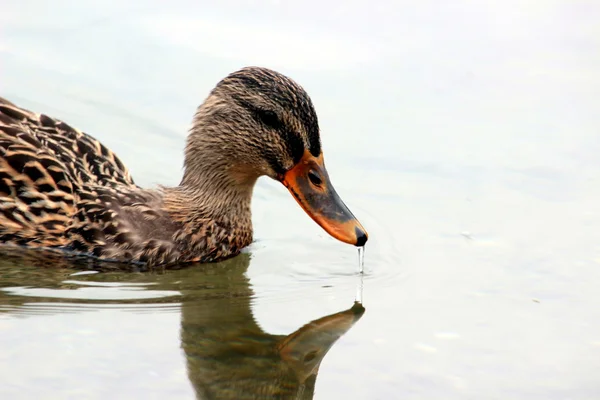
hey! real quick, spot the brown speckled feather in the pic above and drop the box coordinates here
[0,97,132,243]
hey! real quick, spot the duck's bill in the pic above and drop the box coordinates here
[281,151,368,246]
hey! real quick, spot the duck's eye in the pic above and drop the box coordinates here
[256,109,281,129]
[308,170,322,187]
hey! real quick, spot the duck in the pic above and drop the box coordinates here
[0,67,368,266]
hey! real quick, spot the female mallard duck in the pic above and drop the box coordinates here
[0,67,367,266]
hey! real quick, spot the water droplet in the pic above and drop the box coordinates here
[357,246,365,274]
[355,273,364,304]
[355,246,365,303]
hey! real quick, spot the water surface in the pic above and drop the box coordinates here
[1,1,599,399]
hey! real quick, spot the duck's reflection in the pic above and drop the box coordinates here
[174,254,365,399]
[0,249,365,399]
[182,288,363,399]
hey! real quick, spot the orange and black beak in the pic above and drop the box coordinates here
[281,151,368,246]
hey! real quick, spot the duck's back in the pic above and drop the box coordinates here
[0,97,136,247]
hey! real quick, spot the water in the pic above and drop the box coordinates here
[355,274,364,305]
[357,246,365,275]
[1,1,600,399]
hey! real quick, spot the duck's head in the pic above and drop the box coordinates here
[183,67,367,247]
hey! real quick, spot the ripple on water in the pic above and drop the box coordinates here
[0,250,256,319]
[2,284,180,301]
[0,279,182,317]
[353,201,412,286]
[0,258,184,318]
[0,302,182,317]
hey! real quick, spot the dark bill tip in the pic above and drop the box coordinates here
[354,227,368,247]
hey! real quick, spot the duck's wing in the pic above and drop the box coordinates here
[0,97,135,188]
[0,97,137,246]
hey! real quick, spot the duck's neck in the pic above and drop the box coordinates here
[165,174,255,229]
[162,141,258,250]
[162,99,262,255]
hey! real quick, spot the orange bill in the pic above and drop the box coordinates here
[281,150,368,246]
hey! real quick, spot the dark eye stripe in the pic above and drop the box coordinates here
[234,97,305,167]
[233,97,284,130]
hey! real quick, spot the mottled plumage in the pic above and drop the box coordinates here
[0,97,194,265]
[0,67,367,267]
